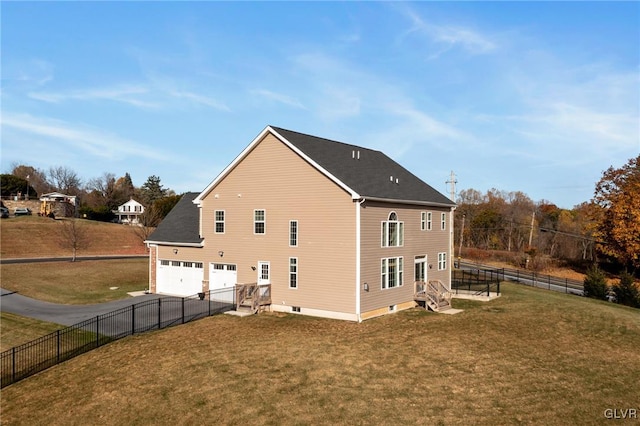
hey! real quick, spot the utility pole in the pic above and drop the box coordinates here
[526,210,535,269]
[458,214,465,267]
[446,170,457,202]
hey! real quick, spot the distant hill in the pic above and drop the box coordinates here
[0,216,147,258]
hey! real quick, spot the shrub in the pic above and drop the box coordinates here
[611,272,640,308]
[583,265,609,300]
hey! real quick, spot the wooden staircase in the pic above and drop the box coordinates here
[236,283,271,314]
[415,280,452,312]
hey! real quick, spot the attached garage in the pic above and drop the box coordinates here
[156,260,204,296]
[209,263,237,303]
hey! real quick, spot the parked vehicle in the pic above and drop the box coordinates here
[0,207,8,218]
[14,207,32,216]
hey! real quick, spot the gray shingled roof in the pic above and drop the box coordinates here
[272,126,455,206]
[146,192,202,245]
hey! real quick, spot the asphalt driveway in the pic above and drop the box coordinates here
[0,288,164,326]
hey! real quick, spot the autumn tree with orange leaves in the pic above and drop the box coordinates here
[592,155,640,271]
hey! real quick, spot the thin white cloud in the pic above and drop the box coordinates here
[399,6,497,58]
[1,113,169,161]
[251,89,306,110]
[28,85,158,109]
[168,90,231,111]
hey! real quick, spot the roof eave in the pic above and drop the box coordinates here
[361,196,456,208]
[145,241,204,248]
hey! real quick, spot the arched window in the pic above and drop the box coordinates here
[381,211,404,247]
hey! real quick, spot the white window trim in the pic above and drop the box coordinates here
[289,220,298,247]
[421,212,427,231]
[427,211,433,231]
[289,257,298,289]
[381,212,404,248]
[215,210,225,234]
[381,256,404,289]
[438,252,447,271]
[254,209,266,235]
[441,212,446,230]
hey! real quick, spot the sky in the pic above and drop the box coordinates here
[2,2,638,209]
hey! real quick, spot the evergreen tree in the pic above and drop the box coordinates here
[583,265,609,301]
[611,272,640,308]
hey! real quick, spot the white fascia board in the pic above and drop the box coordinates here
[193,126,274,205]
[269,127,361,200]
[143,241,204,248]
[363,196,456,208]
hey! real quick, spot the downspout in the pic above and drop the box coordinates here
[355,198,366,322]
[449,206,456,291]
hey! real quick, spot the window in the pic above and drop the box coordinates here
[438,252,447,271]
[291,306,301,313]
[381,212,404,247]
[290,221,298,247]
[289,257,298,288]
[254,210,266,234]
[414,255,426,282]
[421,212,427,231]
[160,260,170,266]
[427,212,432,231]
[171,261,181,267]
[194,262,203,269]
[215,210,225,234]
[441,212,446,230]
[381,257,404,289]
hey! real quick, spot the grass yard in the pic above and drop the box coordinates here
[0,216,147,258]
[2,283,639,425]
[0,258,148,304]
[0,313,63,352]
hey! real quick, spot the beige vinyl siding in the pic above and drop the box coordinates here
[359,200,451,314]
[199,133,357,314]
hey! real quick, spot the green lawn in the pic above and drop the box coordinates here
[0,312,63,352]
[2,283,639,425]
[0,258,148,304]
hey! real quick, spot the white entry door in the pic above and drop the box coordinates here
[257,261,270,285]
[209,263,237,303]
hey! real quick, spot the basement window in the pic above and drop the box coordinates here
[291,306,301,313]
[389,305,397,312]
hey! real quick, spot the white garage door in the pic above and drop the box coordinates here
[156,260,204,296]
[209,263,237,303]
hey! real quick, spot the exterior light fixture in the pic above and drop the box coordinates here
[218,251,224,257]
[363,283,369,292]
[173,249,178,254]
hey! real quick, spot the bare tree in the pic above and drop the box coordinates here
[48,166,82,195]
[58,219,90,261]
[131,204,163,248]
[11,163,52,195]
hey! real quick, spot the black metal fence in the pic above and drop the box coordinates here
[0,288,235,388]
[459,261,584,296]
[452,267,503,296]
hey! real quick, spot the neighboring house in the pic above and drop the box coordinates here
[146,126,456,321]
[39,192,77,217]
[115,199,145,225]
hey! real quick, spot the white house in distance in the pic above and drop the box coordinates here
[115,199,145,225]
[146,125,456,321]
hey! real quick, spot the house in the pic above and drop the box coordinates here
[39,192,77,217]
[115,199,145,225]
[146,126,456,321]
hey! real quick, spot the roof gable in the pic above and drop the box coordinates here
[196,126,454,207]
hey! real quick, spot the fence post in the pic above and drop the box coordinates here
[182,298,185,324]
[57,329,61,362]
[565,278,568,294]
[96,316,100,347]
[12,347,16,384]
[131,305,135,336]
[158,298,161,330]
[208,291,211,316]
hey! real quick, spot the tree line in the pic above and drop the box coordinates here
[454,155,639,307]
[1,164,180,227]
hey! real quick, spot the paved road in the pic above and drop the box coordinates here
[0,255,147,265]
[0,288,165,326]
